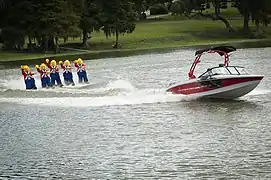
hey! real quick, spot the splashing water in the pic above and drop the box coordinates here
[106,79,136,91]
[0,68,270,107]
[0,91,191,107]
[0,72,196,107]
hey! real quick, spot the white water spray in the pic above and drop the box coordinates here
[0,73,195,107]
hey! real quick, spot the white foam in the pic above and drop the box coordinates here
[1,72,81,90]
[106,79,135,91]
[0,75,196,107]
[0,72,137,94]
[0,77,26,90]
[0,67,269,108]
[0,91,193,107]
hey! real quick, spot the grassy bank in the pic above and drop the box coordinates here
[1,11,271,67]
[1,38,271,69]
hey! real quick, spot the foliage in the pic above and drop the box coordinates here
[100,0,137,48]
[131,0,172,14]
[0,0,137,52]
[0,0,80,52]
[169,0,271,35]
[0,0,270,53]
[233,0,271,35]
[79,0,103,48]
[150,4,169,15]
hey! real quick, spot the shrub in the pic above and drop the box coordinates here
[139,12,147,20]
[169,2,181,15]
[150,4,168,15]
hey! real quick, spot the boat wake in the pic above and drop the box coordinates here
[0,76,270,107]
[0,90,191,107]
[0,77,195,107]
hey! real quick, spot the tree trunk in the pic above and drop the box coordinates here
[256,20,260,34]
[28,36,32,52]
[64,36,68,43]
[82,29,89,48]
[45,36,49,53]
[216,15,234,32]
[243,10,250,31]
[254,20,264,37]
[44,36,55,52]
[113,30,120,49]
[54,36,59,53]
[214,4,233,32]
[28,36,31,45]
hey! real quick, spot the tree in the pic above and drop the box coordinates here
[235,0,271,35]
[0,0,10,43]
[36,0,80,52]
[170,0,233,32]
[249,0,271,37]
[79,0,102,48]
[235,0,250,31]
[0,0,80,52]
[0,0,34,50]
[212,0,233,32]
[0,0,10,10]
[101,0,137,48]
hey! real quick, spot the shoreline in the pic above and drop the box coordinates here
[1,38,271,69]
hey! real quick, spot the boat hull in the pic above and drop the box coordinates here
[166,75,264,99]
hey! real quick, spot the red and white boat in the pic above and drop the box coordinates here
[166,46,264,99]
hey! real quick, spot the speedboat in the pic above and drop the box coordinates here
[166,46,264,99]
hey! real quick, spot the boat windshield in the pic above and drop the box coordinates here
[227,66,239,75]
[235,67,249,74]
[199,66,250,78]
[211,67,230,75]
[199,67,230,78]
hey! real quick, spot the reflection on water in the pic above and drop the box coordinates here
[0,48,271,179]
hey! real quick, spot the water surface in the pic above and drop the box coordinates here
[0,47,271,179]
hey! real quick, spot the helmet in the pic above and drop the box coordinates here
[78,59,83,65]
[40,63,46,70]
[64,60,70,66]
[51,60,57,66]
[23,65,29,72]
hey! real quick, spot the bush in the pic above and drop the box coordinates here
[150,4,168,15]
[169,2,180,15]
[0,31,3,44]
[169,1,186,15]
[139,12,147,20]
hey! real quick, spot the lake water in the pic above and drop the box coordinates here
[0,47,271,179]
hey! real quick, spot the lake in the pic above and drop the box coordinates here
[0,47,271,179]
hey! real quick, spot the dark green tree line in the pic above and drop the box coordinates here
[0,0,137,52]
[235,0,271,35]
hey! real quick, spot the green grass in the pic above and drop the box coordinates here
[0,52,45,61]
[204,7,241,18]
[61,18,267,50]
[0,51,88,61]
[1,9,271,63]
